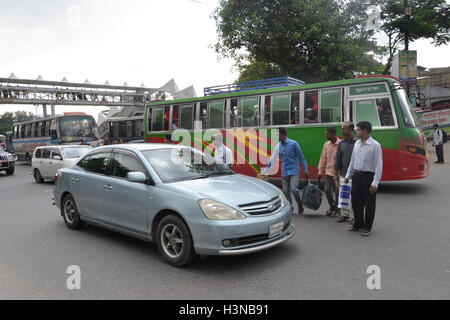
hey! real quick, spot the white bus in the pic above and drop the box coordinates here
[12,112,101,164]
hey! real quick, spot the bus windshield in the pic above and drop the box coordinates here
[397,88,420,128]
[59,116,99,143]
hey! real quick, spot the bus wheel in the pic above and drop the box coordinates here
[26,154,32,166]
[34,169,44,183]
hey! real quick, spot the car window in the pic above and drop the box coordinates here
[42,149,51,159]
[52,149,62,159]
[86,152,110,175]
[110,153,146,179]
[77,155,90,170]
[35,149,42,158]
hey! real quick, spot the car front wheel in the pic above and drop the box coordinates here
[62,194,84,230]
[156,215,196,267]
[6,166,14,175]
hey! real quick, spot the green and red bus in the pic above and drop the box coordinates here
[144,77,429,182]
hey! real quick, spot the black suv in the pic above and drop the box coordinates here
[0,148,16,175]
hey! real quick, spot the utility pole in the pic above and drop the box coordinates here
[404,0,412,98]
[404,0,411,51]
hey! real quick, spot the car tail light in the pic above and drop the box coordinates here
[54,172,59,184]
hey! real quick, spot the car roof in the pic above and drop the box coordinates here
[95,143,179,153]
[36,145,92,149]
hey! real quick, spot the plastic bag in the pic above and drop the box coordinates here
[338,178,352,210]
[302,183,322,211]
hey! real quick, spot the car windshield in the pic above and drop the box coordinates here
[59,116,99,142]
[142,148,234,183]
[61,147,92,158]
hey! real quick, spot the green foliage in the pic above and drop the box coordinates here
[0,111,34,134]
[213,0,449,82]
[213,0,383,83]
[372,0,450,74]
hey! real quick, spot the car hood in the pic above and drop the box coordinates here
[161,174,280,207]
[63,158,79,168]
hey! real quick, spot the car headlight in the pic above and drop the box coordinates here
[278,188,288,207]
[198,199,246,220]
[7,154,15,161]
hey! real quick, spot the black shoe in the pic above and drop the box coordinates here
[434,161,440,164]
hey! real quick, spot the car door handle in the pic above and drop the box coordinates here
[71,178,79,182]
[104,184,113,191]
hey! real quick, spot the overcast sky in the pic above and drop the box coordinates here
[1,0,449,119]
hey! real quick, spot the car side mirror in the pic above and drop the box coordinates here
[53,155,62,161]
[127,172,147,183]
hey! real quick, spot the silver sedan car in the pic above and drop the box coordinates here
[53,144,295,266]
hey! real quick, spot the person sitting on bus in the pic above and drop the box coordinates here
[304,108,318,124]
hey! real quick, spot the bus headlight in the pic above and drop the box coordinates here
[198,199,246,220]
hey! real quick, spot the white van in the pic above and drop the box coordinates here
[32,145,92,183]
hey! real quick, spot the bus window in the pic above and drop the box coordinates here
[180,104,194,130]
[20,125,25,138]
[126,121,133,137]
[376,98,395,126]
[37,122,43,137]
[320,88,342,123]
[229,99,239,128]
[354,99,381,127]
[304,91,319,124]
[148,108,152,131]
[136,119,143,137]
[209,100,225,128]
[172,105,180,130]
[264,96,271,126]
[272,94,290,125]
[45,121,50,136]
[242,97,259,127]
[163,106,170,131]
[199,103,208,129]
[151,108,164,131]
[291,93,300,125]
[119,121,127,137]
[27,124,32,137]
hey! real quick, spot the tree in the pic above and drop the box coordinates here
[213,0,383,83]
[372,0,450,74]
[0,111,34,134]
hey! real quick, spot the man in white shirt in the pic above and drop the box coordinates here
[344,121,383,237]
[213,133,233,168]
[432,124,445,164]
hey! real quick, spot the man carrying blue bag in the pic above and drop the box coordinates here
[261,127,309,214]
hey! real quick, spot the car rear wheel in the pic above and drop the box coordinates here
[6,167,14,175]
[156,215,196,267]
[34,169,44,183]
[62,194,84,230]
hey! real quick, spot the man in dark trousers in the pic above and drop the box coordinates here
[344,121,383,237]
[334,122,356,223]
[432,124,445,164]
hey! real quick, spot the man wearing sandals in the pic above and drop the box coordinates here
[334,122,356,223]
[344,121,383,237]
[317,127,341,218]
